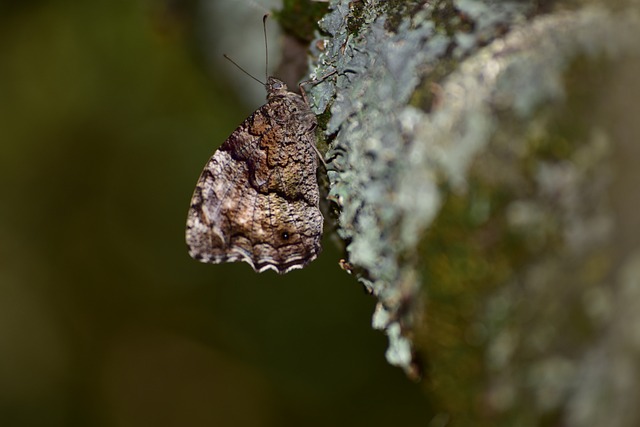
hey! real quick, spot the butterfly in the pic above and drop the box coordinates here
[186,76,323,273]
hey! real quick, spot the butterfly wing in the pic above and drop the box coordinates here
[186,91,322,274]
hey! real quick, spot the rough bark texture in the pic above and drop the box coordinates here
[305,0,640,425]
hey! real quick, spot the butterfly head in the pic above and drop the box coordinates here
[266,77,289,99]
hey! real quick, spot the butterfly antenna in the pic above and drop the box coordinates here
[263,14,269,81]
[222,54,265,86]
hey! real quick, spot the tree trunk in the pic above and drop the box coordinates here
[306,0,640,425]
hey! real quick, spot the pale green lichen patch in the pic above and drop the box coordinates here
[307,0,539,376]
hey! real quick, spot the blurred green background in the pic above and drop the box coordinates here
[0,1,430,426]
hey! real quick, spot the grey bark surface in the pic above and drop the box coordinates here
[305,0,640,425]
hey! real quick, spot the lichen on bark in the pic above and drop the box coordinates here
[305,0,640,424]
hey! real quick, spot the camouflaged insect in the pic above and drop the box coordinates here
[186,77,323,273]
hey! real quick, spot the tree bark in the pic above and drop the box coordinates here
[306,0,640,425]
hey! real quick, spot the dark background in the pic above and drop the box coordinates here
[0,1,430,425]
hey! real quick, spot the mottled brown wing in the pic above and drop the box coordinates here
[185,88,323,274]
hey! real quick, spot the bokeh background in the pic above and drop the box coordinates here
[0,1,432,426]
